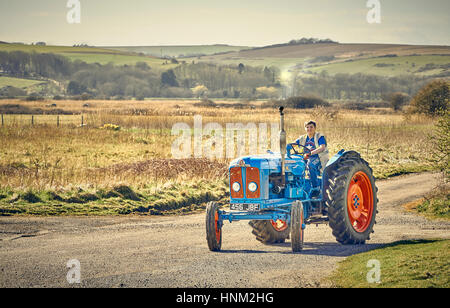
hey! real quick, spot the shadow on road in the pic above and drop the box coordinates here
[220,241,385,256]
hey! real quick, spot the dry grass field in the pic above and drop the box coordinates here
[0,99,437,215]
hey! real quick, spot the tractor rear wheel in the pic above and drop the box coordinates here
[325,153,378,244]
[290,201,304,252]
[249,219,290,244]
[206,201,222,251]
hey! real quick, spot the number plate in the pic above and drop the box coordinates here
[230,203,260,211]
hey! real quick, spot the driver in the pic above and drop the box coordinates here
[295,120,329,193]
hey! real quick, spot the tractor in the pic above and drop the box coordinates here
[206,107,378,252]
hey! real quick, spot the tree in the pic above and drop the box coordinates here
[191,85,208,98]
[67,80,87,95]
[387,92,410,111]
[238,63,245,74]
[430,110,450,178]
[410,80,449,116]
[161,69,179,87]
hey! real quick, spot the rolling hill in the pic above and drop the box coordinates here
[104,44,251,58]
[0,42,170,67]
[194,43,450,77]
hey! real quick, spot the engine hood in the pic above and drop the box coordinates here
[229,152,305,173]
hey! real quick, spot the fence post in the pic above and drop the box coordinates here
[57,115,60,127]
[32,115,34,126]
[81,115,84,127]
[1,114,3,126]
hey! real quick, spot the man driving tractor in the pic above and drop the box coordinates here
[295,120,329,194]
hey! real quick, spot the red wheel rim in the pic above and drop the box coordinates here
[271,219,288,232]
[214,211,221,243]
[347,171,374,233]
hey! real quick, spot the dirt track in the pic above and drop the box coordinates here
[0,172,449,288]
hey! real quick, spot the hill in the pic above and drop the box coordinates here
[104,44,251,58]
[0,43,171,67]
[195,43,450,77]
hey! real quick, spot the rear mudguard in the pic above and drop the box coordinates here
[321,150,361,196]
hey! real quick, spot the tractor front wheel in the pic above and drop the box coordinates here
[206,201,222,251]
[291,201,304,252]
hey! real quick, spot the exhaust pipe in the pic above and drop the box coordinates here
[279,106,286,188]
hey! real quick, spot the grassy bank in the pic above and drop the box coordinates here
[0,179,228,216]
[328,239,450,288]
[404,186,450,220]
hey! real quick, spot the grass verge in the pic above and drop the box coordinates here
[404,187,450,220]
[0,179,228,216]
[328,239,450,288]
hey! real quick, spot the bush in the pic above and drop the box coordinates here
[410,80,449,116]
[0,86,27,98]
[100,124,121,131]
[388,92,410,111]
[25,93,44,101]
[430,110,450,177]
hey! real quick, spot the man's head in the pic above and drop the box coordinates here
[304,120,316,136]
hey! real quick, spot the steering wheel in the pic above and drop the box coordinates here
[287,143,311,157]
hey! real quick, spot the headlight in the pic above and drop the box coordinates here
[248,182,258,192]
[232,182,241,192]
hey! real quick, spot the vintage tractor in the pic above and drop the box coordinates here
[206,107,378,252]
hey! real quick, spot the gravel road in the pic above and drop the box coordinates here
[0,172,449,288]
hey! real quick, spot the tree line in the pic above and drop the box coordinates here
[0,51,279,99]
[0,50,442,102]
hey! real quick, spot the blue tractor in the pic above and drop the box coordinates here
[206,107,378,252]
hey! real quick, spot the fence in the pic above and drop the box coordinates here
[0,114,86,127]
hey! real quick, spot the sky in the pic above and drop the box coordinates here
[0,0,449,47]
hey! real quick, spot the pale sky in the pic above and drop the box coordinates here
[0,0,449,46]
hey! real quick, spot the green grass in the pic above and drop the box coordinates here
[328,239,450,288]
[60,52,173,67]
[372,163,437,180]
[0,179,228,216]
[0,76,46,89]
[416,191,450,220]
[307,55,450,77]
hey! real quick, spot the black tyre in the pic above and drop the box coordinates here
[206,201,222,251]
[325,152,378,245]
[290,201,304,252]
[249,219,290,244]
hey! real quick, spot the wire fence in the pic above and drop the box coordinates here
[0,114,88,128]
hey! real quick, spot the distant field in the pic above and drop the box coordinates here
[0,76,45,89]
[105,45,251,58]
[0,43,124,55]
[210,43,450,59]
[198,56,306,70]
[307,55,450,77]
[0,43,172,68]
[59,52,171,67]
[198,43,450,74]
